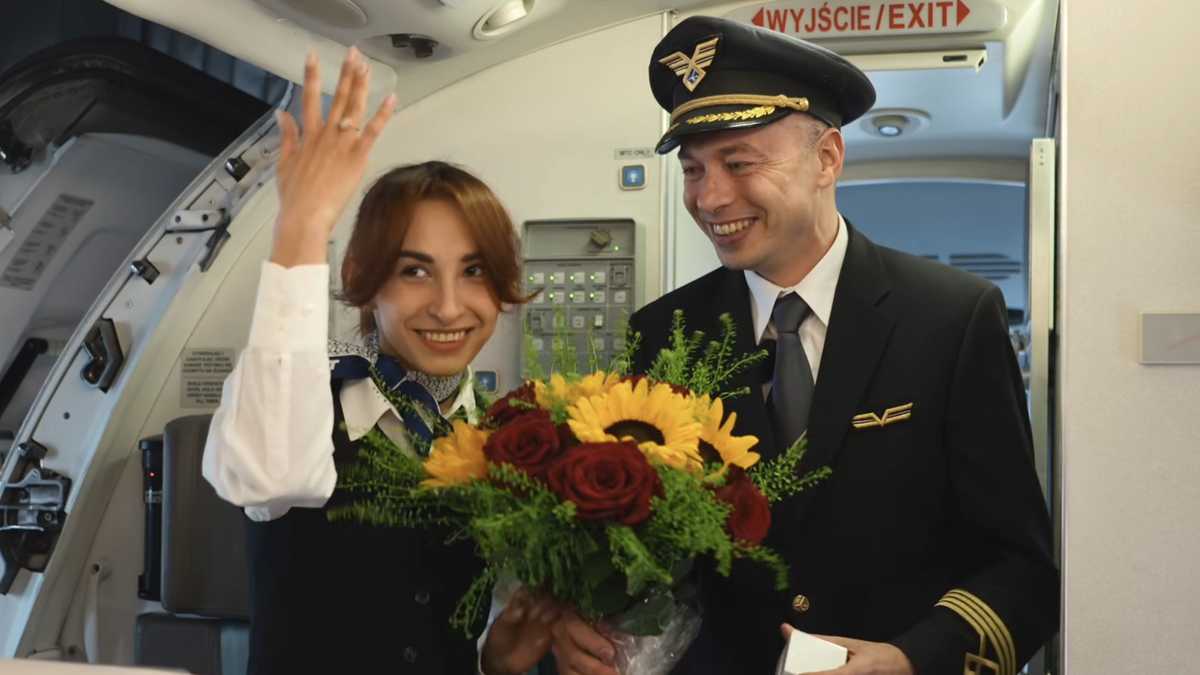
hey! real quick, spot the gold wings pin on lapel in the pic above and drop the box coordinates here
[851,403,914,430]
[658,36,720,92]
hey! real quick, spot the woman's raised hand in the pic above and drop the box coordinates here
[270,47,397,267]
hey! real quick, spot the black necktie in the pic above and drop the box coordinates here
[768,293,814,451]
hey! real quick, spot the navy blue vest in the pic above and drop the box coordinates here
[244,378,485,674]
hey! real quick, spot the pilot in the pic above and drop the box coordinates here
[550,15,1060,675]
[201,49,553,674]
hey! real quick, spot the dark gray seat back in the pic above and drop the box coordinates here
[135,414,249,675]
[160,414,249,618]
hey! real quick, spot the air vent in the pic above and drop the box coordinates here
[949,253,1022,282]
[474,0,536,40]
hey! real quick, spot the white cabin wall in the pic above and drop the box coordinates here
[346,12,669,311]
[1060,0,1200,672]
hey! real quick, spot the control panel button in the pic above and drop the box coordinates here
[549,272,566,285]
[613,290,627,304]
[475,372,498,392]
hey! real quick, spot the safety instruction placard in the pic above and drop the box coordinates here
[725,0,1007,38]
[181,349,235,408]
[0,194,94,291]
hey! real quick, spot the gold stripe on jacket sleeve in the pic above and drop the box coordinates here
[936,591,1015,675]
[946,589,1016,675]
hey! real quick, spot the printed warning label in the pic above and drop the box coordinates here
[0,194,95,291]
[181,349,235,408]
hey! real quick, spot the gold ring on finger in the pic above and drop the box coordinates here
[336,118,360,132]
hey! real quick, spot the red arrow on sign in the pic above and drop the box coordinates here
[957,0,972,25]
[752,7,765,26]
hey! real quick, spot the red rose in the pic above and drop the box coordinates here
[556,423,579,449]
[546,442,662,526]
[483,410,563,479]
[485,382,538,427]
[713,468,771,545]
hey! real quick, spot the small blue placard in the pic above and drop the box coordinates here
[475,370,498,392]
[620,164,646,190]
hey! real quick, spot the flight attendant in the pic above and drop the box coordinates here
[202,48,554,674]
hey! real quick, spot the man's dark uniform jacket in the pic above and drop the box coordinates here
[630,225,1059,675]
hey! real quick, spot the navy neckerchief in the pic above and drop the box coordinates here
[330,350,443,446]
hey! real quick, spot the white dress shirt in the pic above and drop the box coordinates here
[744,215,849,391]
[201,261,476,522]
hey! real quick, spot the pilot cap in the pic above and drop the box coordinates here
[649,15,876,153]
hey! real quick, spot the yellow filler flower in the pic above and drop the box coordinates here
[535,371,623,409]
[422,420,489,488]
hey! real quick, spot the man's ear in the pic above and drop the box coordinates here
[815,127,845,188]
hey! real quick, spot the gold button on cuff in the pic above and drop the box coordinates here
[792,594,811,613]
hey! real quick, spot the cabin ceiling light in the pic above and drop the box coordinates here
[474,0,535,40]
[874,115,908,137]
[859,109,931,139]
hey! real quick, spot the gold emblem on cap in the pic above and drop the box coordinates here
[659,36,720,92]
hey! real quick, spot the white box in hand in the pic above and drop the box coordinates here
[775,630,848,675]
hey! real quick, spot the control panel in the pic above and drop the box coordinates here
[521,219,636,377]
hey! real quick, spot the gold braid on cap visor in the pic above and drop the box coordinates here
[669,94,810,123]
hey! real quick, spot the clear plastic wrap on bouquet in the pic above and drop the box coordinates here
[606,591,702,675]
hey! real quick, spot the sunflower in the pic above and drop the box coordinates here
[693,395,760,473]
[421,420,490,488]
[535,371,623,408]
[567,379,703,472]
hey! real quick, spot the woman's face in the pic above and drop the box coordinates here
[371,199,501,378]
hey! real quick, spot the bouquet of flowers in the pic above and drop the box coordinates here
[332,312,830,674]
